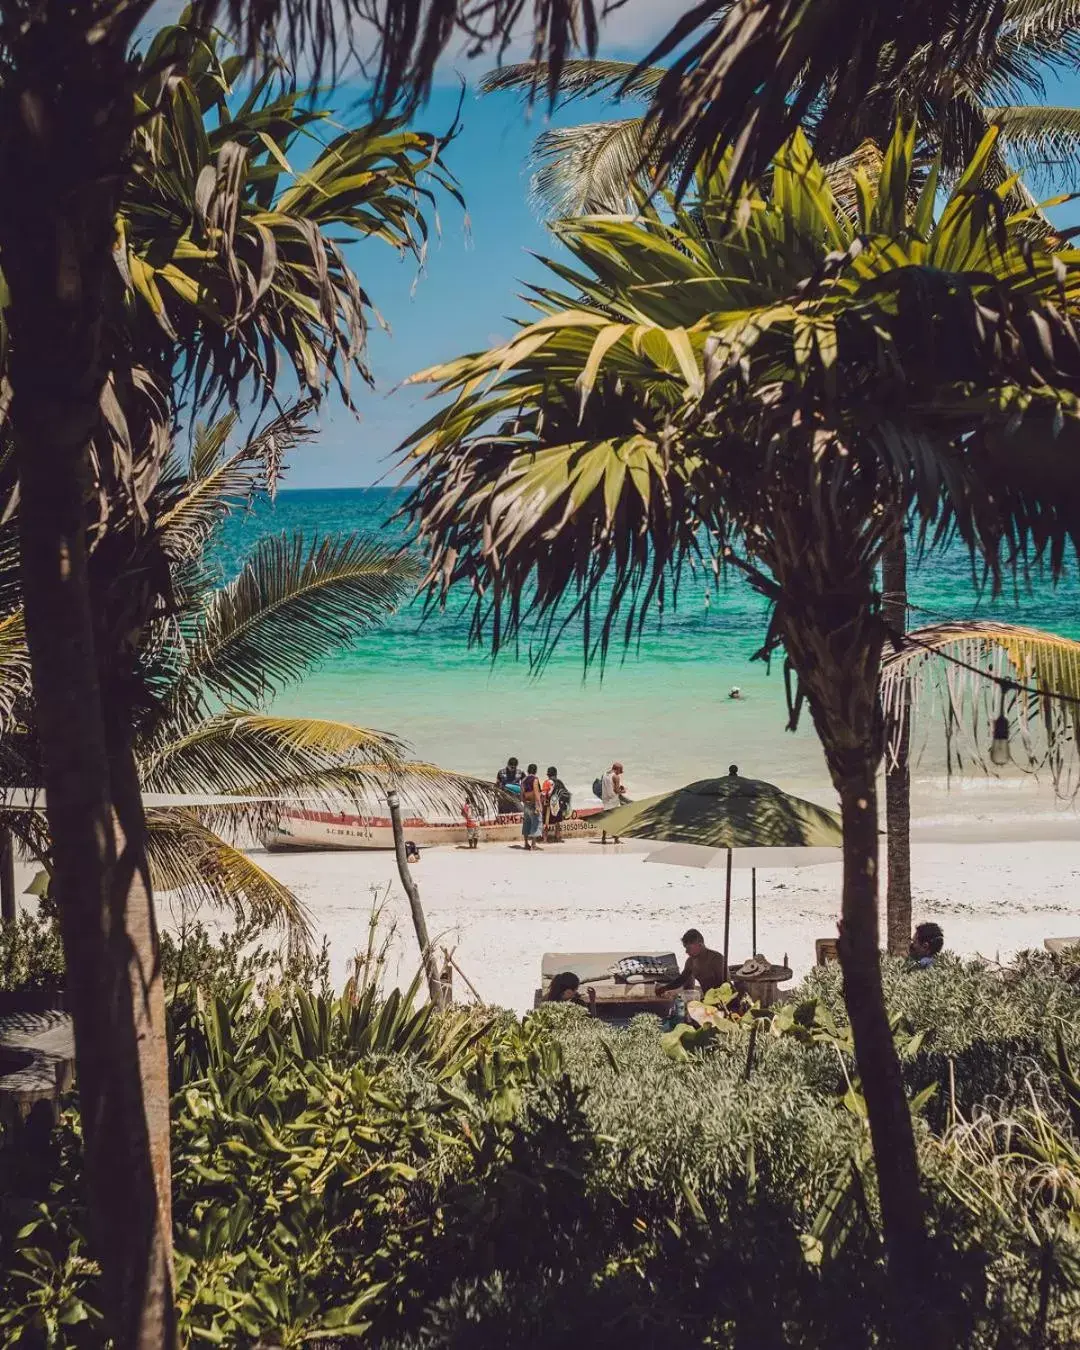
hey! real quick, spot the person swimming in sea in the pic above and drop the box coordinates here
[728,686,743,700]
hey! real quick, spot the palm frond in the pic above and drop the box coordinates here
[147,808,311,937]
[480,58,665,104]
[123,26,463,419]
[182,533,422,707]
[141,710,494,819]
[638,0,1008,194]
[157,403,318,565]
[400,121,1080,675]
[0,610,29,728]
[196,1,604,108]
[530,118,657,216]
[140,712,409,799]
[988,105,1080,183]
[882,621,1080,794]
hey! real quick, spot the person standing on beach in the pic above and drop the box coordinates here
[461,799,480,849]
[543,766,571,842]
[521,763,544,850]
[496,756,523,798]
[600,761,629,845]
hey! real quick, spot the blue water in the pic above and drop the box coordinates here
[216,487,1080,798]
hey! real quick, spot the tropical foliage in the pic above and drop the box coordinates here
[2,924,1078,1346]
[0,408,482,933]
[400,123,1080,659]
[485,3,1080,218]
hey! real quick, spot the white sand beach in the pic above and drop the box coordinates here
[165,804,1080,1013]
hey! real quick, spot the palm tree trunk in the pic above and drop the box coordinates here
[0,13,175,1344]
[778,562,934,1342]
[104,707,176,1342]
[0,828,15,925]
[882,534,912,956]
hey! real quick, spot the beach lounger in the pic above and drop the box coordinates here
[1045,937,1080,955]
[815,938,839,966]
[535,951,679,1018]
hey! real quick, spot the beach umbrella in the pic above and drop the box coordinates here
[643,843,841,953]
[599,767,843,969]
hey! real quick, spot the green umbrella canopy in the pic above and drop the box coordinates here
[599,769,842,849]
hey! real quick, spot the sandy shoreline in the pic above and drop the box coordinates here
[161,824,1080,1015]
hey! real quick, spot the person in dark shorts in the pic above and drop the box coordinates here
[520,763,543,850]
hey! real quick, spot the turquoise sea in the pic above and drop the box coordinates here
[218,488,1080,804]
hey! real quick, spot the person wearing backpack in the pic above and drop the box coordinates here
[543,766,572,842]
[598,761,629,844]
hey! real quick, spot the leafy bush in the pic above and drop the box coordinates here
[2,937,1079,1347]
[799,954,1080,1129]
[0,908,65,995]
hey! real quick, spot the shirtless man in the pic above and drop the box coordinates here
[657,929,728,998]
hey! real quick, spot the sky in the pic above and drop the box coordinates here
[144,2,1080,489]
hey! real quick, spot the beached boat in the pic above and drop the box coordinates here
[262,803,605,851]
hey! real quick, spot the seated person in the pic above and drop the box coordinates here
[908,921,944,969]
[657,928,728,997]
[544,971,597,1012]
[405,840,421,864]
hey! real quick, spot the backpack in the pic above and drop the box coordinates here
[592,775,604,799]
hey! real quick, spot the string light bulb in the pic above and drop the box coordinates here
[990,686,1011,767]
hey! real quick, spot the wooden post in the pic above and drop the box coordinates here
[751,867,757,955]
[0,827,15,925]
[723,847,733,978]
[387,791,443,1007]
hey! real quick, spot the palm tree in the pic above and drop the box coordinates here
[0,407,482,932]
[0,18,465,1342]
[397,123,1080,1333]
[485,3,1080,956]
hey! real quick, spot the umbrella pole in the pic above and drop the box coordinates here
[723,847,732,977]
[752,867,757,953]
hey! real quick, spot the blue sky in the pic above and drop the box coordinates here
[145,2,1080,489]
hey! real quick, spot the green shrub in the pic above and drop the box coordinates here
[2,937,1079,1347]
[0,908,65,995]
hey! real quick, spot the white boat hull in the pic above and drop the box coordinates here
[262,806,603,852]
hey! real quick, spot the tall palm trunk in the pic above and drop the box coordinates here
[0,13,175,1346]
[778,556,933,1343]
[882,534,912,956]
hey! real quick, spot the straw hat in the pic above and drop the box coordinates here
[732,953,791,980]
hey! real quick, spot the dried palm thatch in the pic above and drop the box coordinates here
[881,621,1080,795]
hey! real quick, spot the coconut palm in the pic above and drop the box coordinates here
[398,123,1080,1326]
[0,19,468,1338]
[486,2,1080,957]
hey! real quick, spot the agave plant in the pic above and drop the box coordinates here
[399,120,1080,1307]
[0,407,482,935]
